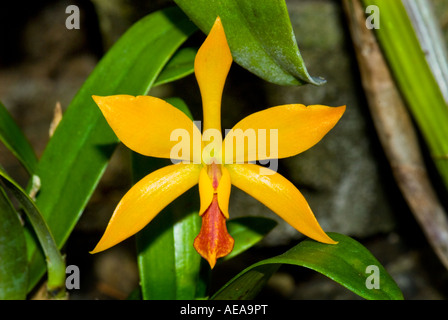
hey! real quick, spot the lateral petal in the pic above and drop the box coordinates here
[90,163,201,253]
[199,166,214,216]
[195,17,232,132]
[223,104,345,163]
[93,95,202,163]
[217,166,231,219]
[226,164,336,244]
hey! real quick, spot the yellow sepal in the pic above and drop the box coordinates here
[223,104,346,164]
[226,163,336,244]
[90,164,201,253]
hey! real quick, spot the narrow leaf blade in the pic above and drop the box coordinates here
[212,233,403,300]
[0,186,28,300]
[153,47,197,87]
[0,101,38,174]
[136,202,202,300]
[0,167,66,297]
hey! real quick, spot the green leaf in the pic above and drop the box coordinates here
[401,0,448,103]
[362,0,448,191]
[225,217,277,261]
[153,47,197,87]
[0,101,38,175]
[174,0,325,86]
[212,233,403,300]
[136,201,203,300]
[0,186,28,300]
[25,7,197,292]
[0,167,66,298]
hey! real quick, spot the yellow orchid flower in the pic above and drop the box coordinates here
[90,17,346,268]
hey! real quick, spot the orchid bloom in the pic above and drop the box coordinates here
[90,17,346,268]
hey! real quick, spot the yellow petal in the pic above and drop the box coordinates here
[199,166,214,216]
[90,164,201,253]
[217,166,231,219]
[93,95,202,163]
[226,164,336,244]
[223,104,346,163]
[194,16,232,132]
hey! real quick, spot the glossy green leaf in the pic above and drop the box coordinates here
[25,7,197,292]
[362,0,448,191]
[134,97,205,300]
[0,101,38,174]
[136,203,203,300]
[0,167,66,298]
[212,233,403,300]
[153,47,196,87]
[0,186,28,300]
[225,217,277,261]
[174,0,325,86]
